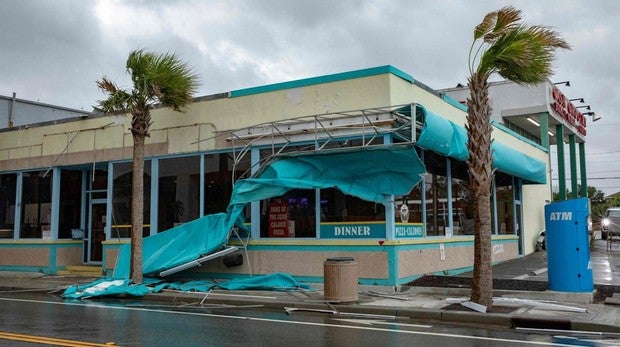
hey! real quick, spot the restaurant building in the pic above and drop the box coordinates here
[0,65,580,286]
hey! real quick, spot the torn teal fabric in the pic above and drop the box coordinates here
[416,105,469,161]
[113,144,425,279]
[113,212,237,278]
[165,280,218,292]
[492,141,547,184]
[63,278,151,299]
[415,104,546,184]
[229,144,426,206]
[217,273,312,291]
[62,273,313,299]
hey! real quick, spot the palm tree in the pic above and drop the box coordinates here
[466,7,569,309]
[97,49,199,283]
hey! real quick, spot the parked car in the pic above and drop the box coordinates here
[601,207,620,240]
[535,230,546,252]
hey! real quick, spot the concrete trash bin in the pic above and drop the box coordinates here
[323,257,358,302]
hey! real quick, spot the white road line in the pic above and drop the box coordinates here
[0,297,573,346]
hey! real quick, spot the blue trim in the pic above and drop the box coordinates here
[15,172,22,239]
[199,155,205,217]
[442,94,468,112]
[51,167,61,239]
[150,158,159,235]
[230,66,415,98]
[106,162,114,240]
[492,120,548,153]
[0,265,48,273]
[49,246,57,273]
[246,244,386,252]
[387,246,398,284]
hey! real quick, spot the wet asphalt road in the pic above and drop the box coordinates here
[1,291,619,346]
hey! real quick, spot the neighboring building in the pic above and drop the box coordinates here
[442,79,593,202]
[1,93,91,130]
[0,66,554,285]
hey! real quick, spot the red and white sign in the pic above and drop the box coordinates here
[268,201,292,237]
[551,86,587,136]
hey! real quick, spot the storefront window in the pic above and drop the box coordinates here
[20,171,52,238]
[204,152,251,218]
[321,188,384,222]
[495,175,515,234]
[158,156,200,232]
[0,174,16,238]
[111,161,151,238]
[59,170,82,239]
[259,145,316,238]
[451,160,475,235]
[423,151,448,237]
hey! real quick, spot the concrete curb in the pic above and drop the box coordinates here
[138,291,620,333]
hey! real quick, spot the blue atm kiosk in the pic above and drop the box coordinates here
[544,198,593,292]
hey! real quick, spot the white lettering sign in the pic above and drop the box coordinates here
[548,211,573,221]
[334,226,371,236]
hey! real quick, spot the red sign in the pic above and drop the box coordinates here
[268,201,290,237]
[551,86,587,136]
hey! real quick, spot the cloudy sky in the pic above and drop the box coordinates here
[1,0,618,193]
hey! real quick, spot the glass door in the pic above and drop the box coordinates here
[86,199,106,263]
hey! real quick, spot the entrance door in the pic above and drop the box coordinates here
[86,199,106,263]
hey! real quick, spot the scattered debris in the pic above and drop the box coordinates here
[446,296,587,313]
[284,307,400,320]
[360,290,410,301]
[494,298,587,313]
[461,300,487,313]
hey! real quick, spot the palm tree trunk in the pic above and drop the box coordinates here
[130,131,146,284]
[466,72,494,309]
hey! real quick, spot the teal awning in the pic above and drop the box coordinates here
[415,105,546,184]
[229,143,426,206]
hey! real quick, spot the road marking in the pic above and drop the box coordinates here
[332,318,433,328]
[0,297,575,346]
[0,331,116,346]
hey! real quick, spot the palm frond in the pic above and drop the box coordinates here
[474,6,521,43]
[124,49,199,111]
[96,77,133,114]
[476,23,570,84]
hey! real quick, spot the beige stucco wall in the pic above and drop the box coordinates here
[397,240,518,279]
[0,247,48,266]
[0,74,395,172]
[56,246,82,266]
[102,248,390,280]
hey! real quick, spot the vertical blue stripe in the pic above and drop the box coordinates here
[51,167,61,239]
[48,245,57,274]
[420,151,427,236]
[105,162,113,240]
[199,154,205,217]
[387,246,398,284]
[80,170,87,234]
[492,178,498,234]
[446,159,453,237]
[150,158,159,235]
[250,148,261,239]
[14,172,22,239]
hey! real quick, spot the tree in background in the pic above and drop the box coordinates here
[466,7,569,309]
[97,50,199,283]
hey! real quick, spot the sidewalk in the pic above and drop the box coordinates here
[1,239,619,333]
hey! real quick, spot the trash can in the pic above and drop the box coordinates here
[323,257,358,302]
